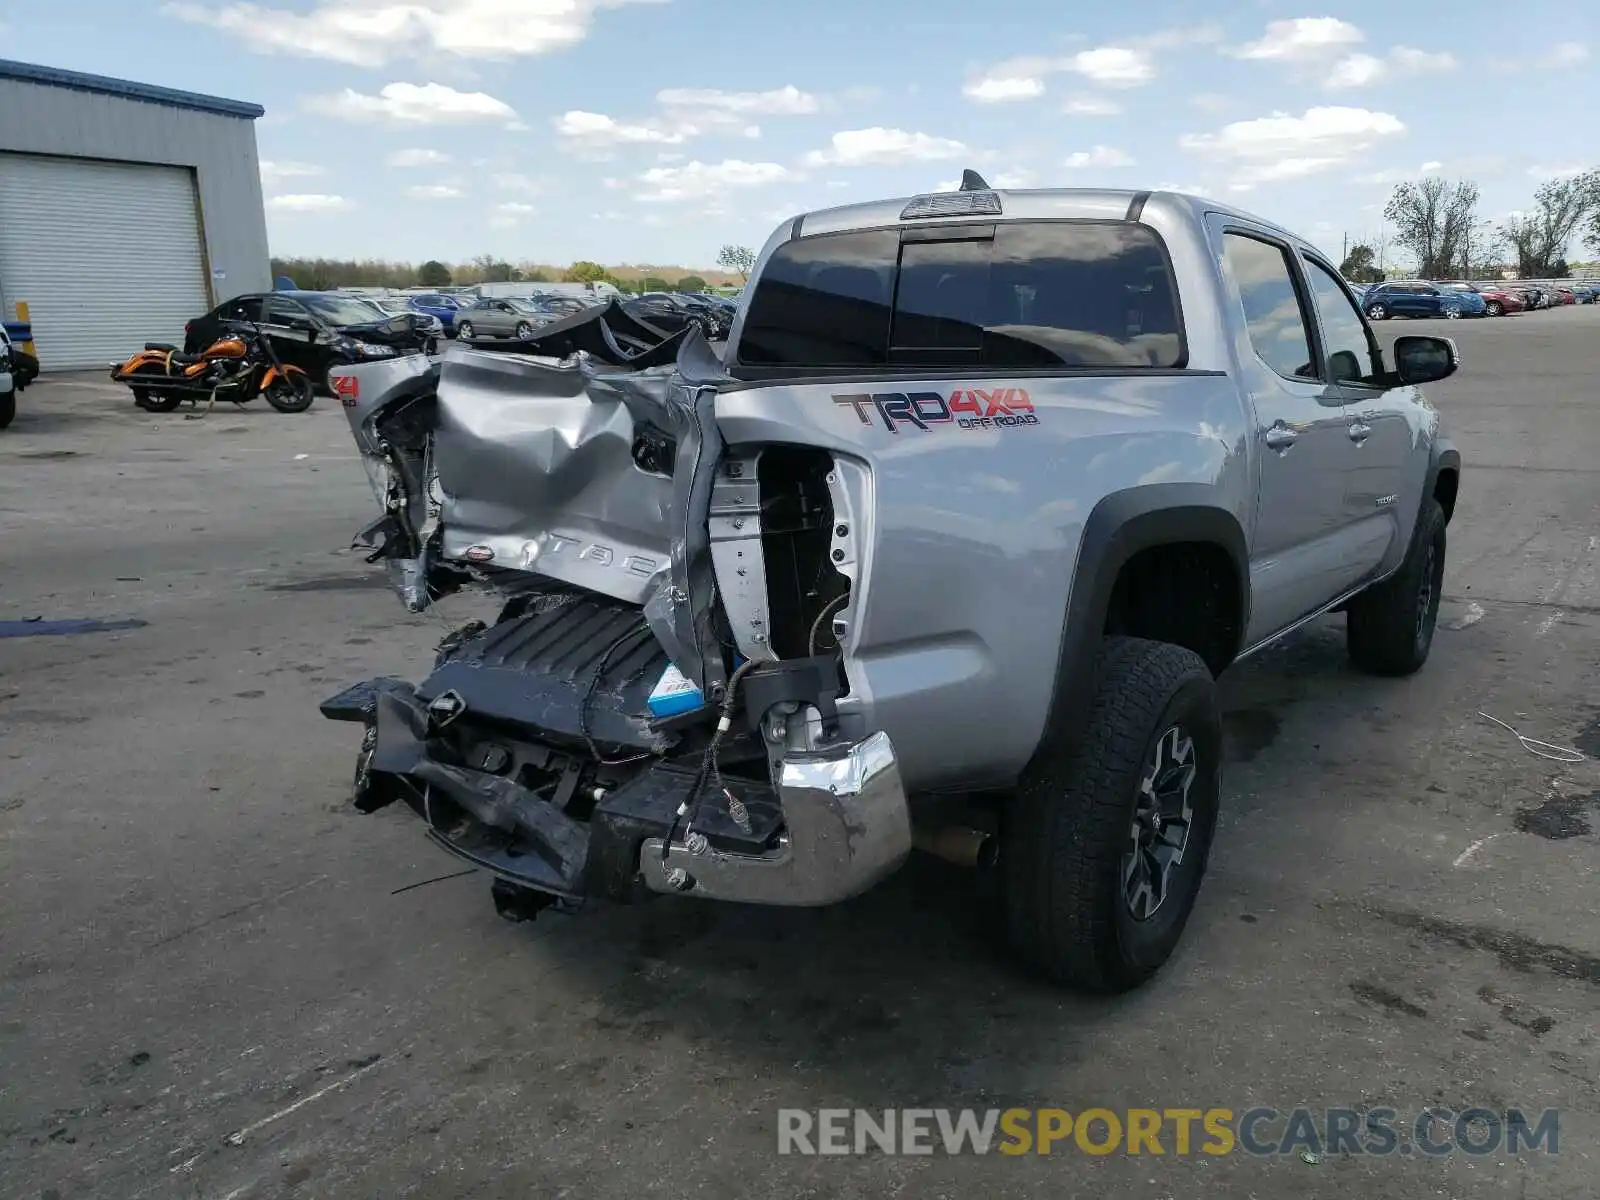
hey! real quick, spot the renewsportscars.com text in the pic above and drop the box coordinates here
[777,1107,1560,1157]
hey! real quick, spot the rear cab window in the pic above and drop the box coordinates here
[735,220,1185,372]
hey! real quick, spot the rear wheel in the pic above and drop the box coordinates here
[1346,498,1447,676]
[515,321,532,339]
[1366,303,1388,320]
[1003,636,1223,992]
[0,386,14,430]
[1485,301,1504,317]
[264,373,316,413]
[132,381,183,413]
[1444,306,1461,319]
[457,321,475,340]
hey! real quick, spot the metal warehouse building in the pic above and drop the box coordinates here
[0,59,269,371]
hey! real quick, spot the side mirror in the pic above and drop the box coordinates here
[1392,335,1459,386]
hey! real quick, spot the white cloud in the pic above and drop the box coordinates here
[1528,164,1589,180]
[1063,145,1135,169]
[1067,46,1154,87]
[1356,161,1445,186]
[1325,46,1457,89]
[1180,106,1405,189]
[258,160,323,184]
[489,200,535,228]
[1153,180,1204,195]
[743,124,761,139]
[655,84,819,115]
[1419,160,1443,173]
[163,0,655,68]
[634,159,791,202]
[1190,93,1231,113]
[554,109,687,145]
[407,184,465,199]
[1063,95,1121,116]
[1232,17,1364,61]
[1546,41,1589,66]
[493,172,542,191]
[804,127,967,167]
[266,193,349,212]
[309,82,517,125]
[388,147,450,167]
[964,75,1046,103]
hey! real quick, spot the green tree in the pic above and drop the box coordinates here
[639,275,671,292]
[417,259,452,287]
[1338,244,1383,283]
[676,274,709,293]
[716,244,756,280]
[517,265,551,283]
[563,260,615,284]
[1385,177,1480,279]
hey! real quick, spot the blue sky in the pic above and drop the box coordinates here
[4,0,1596,268]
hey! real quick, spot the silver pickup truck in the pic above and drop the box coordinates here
[321,177,1461,992]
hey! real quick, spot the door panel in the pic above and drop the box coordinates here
[1300,254,1410,582]
[1216,227,1358,644]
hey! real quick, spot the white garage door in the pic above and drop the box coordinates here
[0,153,209,371]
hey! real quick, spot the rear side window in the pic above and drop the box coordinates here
[1222,233,1316,381]
[218,296,263,322]
[736,221,1183,370]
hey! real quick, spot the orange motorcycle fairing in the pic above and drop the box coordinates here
[112,349,173,378]
[205,337,248,360]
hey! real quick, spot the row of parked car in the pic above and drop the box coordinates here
[353,288,738,343]
[1349,278,1598,320]
[175,287,741,395]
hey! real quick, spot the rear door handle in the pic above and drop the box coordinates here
[1264,425,1298,451]
[1348,421,1372,443]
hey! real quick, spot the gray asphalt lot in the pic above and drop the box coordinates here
[2,307,1598,1199]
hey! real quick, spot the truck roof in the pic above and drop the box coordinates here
[785,186,1300,245]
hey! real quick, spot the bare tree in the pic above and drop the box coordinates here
[716,244,756,281]
[1516,171,1600,275]
[1385,178,1480,278]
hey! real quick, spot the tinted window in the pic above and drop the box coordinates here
[892,238,987,350]
[218,296,263,322]
[1302,257,1381,385]
[738,221,1182,369]
[1222,233,1316,381]
[266,297,310,325]
[738,229,897,366]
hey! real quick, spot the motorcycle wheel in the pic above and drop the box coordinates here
[264,374,316,414]
[134,388,184,413]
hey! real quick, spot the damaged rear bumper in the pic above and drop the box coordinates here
[322,678,910,908]
[639,732,910,906]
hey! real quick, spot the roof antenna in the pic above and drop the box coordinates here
[959,169,990,192]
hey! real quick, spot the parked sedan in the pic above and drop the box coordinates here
[1467,283,1526,316]
[1434,281,1491,317]
[406,292,463,334]
[453,297,559,341]
[1362,281,1477,320]
[185,291,431,392]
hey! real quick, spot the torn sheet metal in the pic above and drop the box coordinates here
[339,319,734,698]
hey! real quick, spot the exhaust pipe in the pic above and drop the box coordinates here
[913,825,997,869]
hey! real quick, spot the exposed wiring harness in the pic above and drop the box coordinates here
[578,621,657,767]
[808,594,849,657]
[660,657,758,860]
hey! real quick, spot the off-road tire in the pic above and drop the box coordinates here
[1346,497,1447,676]
[1003,636,1223,992]
[0,386,14,430]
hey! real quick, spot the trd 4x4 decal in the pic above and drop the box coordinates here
[832,388,1039,433]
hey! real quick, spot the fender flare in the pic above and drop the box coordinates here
[1426,436,1460,524]
[1024,484,1249,776]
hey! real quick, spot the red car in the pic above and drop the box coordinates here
[1463,283,1524,316]
[1553,286,1577,305]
